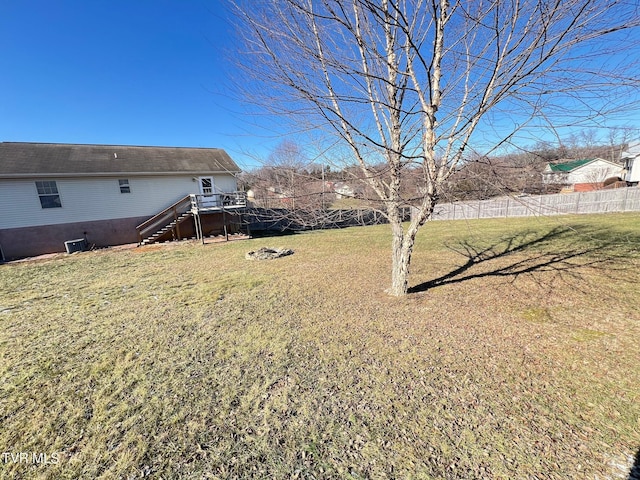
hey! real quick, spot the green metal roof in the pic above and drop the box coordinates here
[548,159,594,172]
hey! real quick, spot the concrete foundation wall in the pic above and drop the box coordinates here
[0,211,248,260]
[0,216,149,260]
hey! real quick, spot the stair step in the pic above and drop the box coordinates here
[140,211,193,245]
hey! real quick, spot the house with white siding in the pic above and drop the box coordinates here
[620,141,640,186]
[541,158,623,192]
[0,142,245,260]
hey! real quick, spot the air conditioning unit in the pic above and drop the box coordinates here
[64,238,88,254]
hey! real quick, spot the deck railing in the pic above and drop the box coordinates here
[190,191,247,212]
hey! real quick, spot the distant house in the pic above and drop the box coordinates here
[0,142,245,260]
[620,141,640,186]
[541,158,623,192]
[331,181,363,199]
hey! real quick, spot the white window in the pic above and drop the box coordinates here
[119,179,131,193]
[35,181,62,208]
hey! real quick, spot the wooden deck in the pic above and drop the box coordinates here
[136,192,247,245]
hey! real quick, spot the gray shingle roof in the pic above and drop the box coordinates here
[0,142,241,177]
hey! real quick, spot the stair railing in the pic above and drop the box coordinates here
[136,195,193,245]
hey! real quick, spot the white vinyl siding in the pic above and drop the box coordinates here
[628,159,640,183]
[567,161,622,184]
[1,174,238,229]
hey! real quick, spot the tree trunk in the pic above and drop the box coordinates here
[389,221,414,296]
[388,200,436,296]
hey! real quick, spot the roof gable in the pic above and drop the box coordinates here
[0,142,242,177]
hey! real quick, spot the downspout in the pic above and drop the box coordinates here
[0,243,5,262]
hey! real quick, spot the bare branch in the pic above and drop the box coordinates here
[229,0,640,295]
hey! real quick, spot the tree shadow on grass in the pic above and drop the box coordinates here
[408,225,630,294]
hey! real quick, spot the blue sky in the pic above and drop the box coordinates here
[0,0,273,169]
[2,1,640,172]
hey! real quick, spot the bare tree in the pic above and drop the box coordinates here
[241,140,331,212]
[231,0,640,296]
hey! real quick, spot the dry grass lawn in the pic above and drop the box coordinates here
[1,213,639,479]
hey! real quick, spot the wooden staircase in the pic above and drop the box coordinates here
[136,192,249,246]
[136,195,194,246]
[140,211,193,245]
